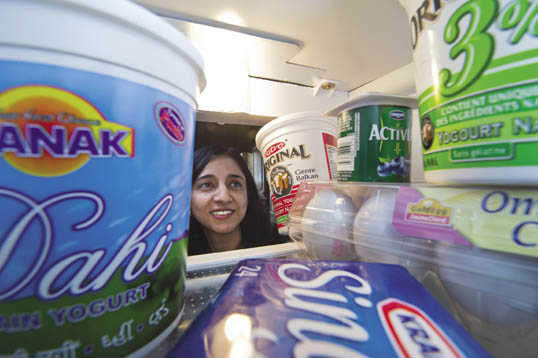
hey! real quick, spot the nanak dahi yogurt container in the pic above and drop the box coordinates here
[0,1,205,356]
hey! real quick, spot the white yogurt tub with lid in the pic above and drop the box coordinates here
[0,1,205,357]
[399,0,538,185]
[256,112,337,235]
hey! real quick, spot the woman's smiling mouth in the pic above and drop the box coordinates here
[211,210,234,218]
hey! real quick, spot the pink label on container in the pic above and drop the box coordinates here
[405,198,451,226]
[405,212,450,225]
[392,186,472,246]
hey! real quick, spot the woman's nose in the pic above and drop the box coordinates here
[213,185,232,202]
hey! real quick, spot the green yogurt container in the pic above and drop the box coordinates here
[326,93,417,183]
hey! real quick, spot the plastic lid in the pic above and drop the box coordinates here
[325,92,417,116]
[255,111,335,150]
[1,0,206,93]
[287,181,538,286]
[74,0,206,92]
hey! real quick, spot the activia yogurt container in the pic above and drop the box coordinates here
[0,1,205,357]
[255,112,337,235]
[325,93,417,183]
[399,0,538,185]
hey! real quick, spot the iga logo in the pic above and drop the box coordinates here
[378,298,463,358]
[0,86,134,177]
[154,102,186,145]
[264,141,285,158]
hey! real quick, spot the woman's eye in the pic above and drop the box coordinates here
[199,182,214,190]
[229,181,243,189]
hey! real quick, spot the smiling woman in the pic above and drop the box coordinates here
[188,146,284,255]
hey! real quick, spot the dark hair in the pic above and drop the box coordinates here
[188,146,281,255]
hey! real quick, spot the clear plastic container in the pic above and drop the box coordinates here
[288,181,538,357]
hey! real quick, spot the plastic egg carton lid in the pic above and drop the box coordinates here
[287,181,538,286]
[289,215,538,288]
[288,215,435,262]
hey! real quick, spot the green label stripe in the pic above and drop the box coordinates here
[419,60,538,113]
[418,47,538,106]
[423,140,538,170]
[450,142,513,162]
[490,47,538,69]
[277,215,288,224]
[424,110,538,153]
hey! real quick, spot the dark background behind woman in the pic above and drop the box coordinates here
[188,146,286,255]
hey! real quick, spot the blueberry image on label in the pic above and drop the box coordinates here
[390,156,410,177]
[377,162,392,177]
[391,156,403,168]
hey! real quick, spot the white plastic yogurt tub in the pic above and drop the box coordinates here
[0,1,205,357]
[399,0,538,185]
[256,112,338,235]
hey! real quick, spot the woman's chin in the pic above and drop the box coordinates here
[210,224,240,236]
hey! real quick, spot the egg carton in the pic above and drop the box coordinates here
[287,181,538,358]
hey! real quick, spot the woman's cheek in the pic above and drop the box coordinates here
[190,192,209,218]
[239,192,248,220]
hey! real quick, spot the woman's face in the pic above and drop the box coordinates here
[191,155,248,238]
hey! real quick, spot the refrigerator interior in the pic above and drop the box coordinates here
[129,1,535,357]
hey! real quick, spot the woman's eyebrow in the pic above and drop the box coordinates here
[228,174,245,181]
[196,174,215,181]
